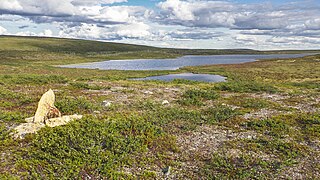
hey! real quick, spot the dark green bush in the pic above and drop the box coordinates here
[179,88,219,106]
[18,115,170,179]
[55,96,97,114]
[245,118,290,138]
[214,81,278,93]
[203,105,239,123]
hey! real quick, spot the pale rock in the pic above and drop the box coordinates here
[13,123,45,139]
[25,117,34,123]
[14,115,82,139]
[144,91,154,95]
[45,115,83,127]
[162,100,170,105]
[34,89,56,123]
[102,100,112,107]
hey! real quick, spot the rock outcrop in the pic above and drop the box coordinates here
[34,89,60,123]
[13,89,82,139]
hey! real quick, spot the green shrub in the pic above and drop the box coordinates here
[0,111,27,123]
[203,105,239,123]
[18,115,170,179]
[179,88,219,106]
[296,114,320,139]
[55,96,97,114]
[1,74,68,85]
[229,97,271,109]
[0,124,16,147]
[70,82,103,90]
[245,118,290,138]
[214,81,278,93]
[200,153,270,179]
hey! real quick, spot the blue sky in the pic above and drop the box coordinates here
[0,0,319,50]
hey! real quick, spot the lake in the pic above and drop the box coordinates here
[131,73,227,83]
[60,54,312,71]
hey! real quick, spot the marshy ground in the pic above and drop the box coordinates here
[0,36,319,179]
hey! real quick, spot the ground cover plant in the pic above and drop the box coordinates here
[0,36,319,179]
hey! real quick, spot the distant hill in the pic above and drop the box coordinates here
[0,35,319,65]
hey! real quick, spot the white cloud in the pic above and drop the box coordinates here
[95,6,148,23]
[115,22,151,39]
[14,29,54,37]
[72,0,127,6]
[58,22,151,40]
[157,0,320,31]
[0,0,23,11]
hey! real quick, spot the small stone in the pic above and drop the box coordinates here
[25,117,34,123]
[102,100,112,107]
[93,111,101,114]
[162,166,171,176]
[144,91,154,95]
[162,100,169,105]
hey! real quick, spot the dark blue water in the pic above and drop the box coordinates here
[60,54,312,71]
[131,73,227,83]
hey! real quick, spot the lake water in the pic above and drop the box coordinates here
[131,73,227,83]
[60,54,312,71]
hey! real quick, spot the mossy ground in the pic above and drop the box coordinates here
[0,36,319,179]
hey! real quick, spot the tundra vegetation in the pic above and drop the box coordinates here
[0,36,319,179]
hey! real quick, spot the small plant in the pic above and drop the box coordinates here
[214,81,278,93]
[55,96,98,114]
[203,105,239,123]
[245,118,290,138]
[0,111,27,123]
[70,82,103,90]
[179,88,219,106]
[200,152,271,179]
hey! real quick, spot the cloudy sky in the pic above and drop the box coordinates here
[0,0,319,50]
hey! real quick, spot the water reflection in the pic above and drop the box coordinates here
[131,73,227,83]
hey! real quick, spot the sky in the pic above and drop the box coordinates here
[0,0,319,50]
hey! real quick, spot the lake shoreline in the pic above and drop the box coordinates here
[58,53,316,71]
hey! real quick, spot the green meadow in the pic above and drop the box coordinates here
[0,36,319,179]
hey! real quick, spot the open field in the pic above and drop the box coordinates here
[0,36,319,179]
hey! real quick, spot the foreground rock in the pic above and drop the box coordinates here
[13,89,82,139]
[34,89,60,123]
[14,115,83,139]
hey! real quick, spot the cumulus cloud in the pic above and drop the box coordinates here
[157,0,320,31]
[0,0,147,25]
[0,0,23,11]
[59,22,151,40]
[72,0,127,6]
[0,0,320,49]
[165,29,225,40]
